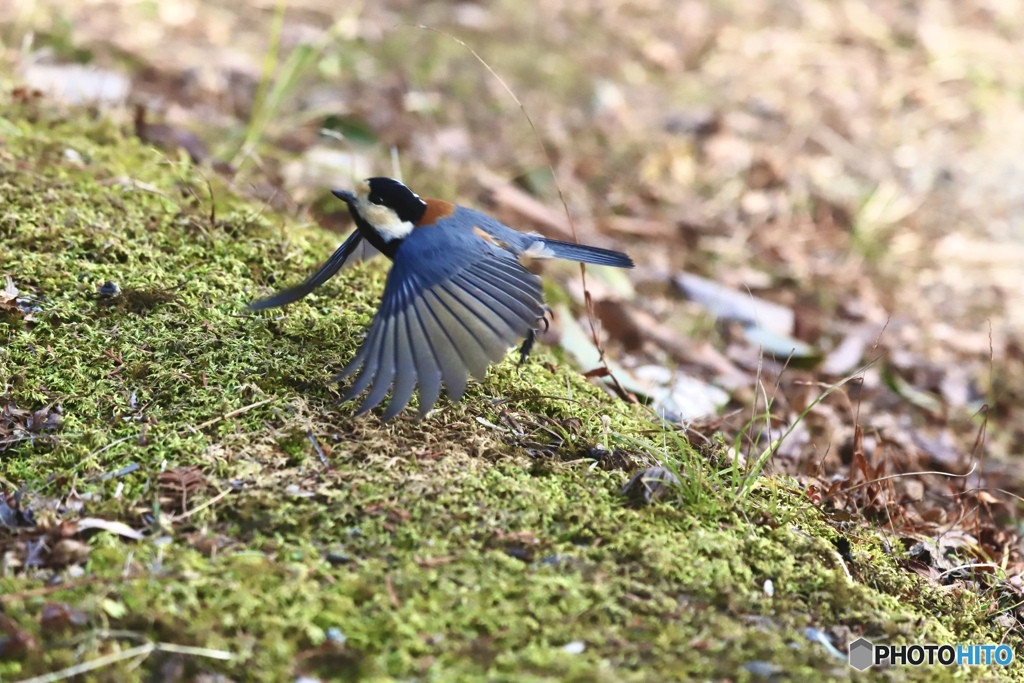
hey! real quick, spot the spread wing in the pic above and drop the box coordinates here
[249,230,378,310]
[335,223,545,419]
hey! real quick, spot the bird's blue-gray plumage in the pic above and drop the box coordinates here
[248,230,378,310]
[458,208,636,269]
[249,177,633,420]
[334,217,545,419]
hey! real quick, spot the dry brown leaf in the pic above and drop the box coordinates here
[48,539,91,566]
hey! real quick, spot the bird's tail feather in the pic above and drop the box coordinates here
[539,238,634,268]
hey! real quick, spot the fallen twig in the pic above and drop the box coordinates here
[166,486,233,523]
[307,429,329,468]
[16,637,233,683]
[188,398,274,433]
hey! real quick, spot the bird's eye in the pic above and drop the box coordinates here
[369,194,383,205]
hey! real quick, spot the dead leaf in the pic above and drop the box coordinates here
[0,614,37,659]
[592,299,747,387]
[22,62,129,106]
[632,365,730,422]
[48,539,91,566]
[133,103,210,164]
[40,602,89,634]
[0,276,18,312]
[821,330,870,376]
[675,272,794,335]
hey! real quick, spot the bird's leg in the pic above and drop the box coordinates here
[518,330,537,366]
[518,307,552,365]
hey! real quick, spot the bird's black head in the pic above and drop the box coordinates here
[333,178,428,246]
[365,177,427,224]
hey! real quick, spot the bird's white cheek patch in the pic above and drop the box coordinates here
[523,240,557,259]
[360,201,414,242]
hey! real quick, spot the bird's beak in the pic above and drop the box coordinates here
[332,189,356,205]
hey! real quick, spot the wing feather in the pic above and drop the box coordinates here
[337,220,548,419]
[401,294,442,417]
[470,260,544,310]
[334,322,377,383]
[334,282,393,384]
[338,269,401,393]
[413,293,468,402]
[249,231,366,310]
[436,282,515,356]
[380,282,419,420]
[455,269,544,328]
[423,287,493,380]
[399,274,443,417]
[341,321,386,401]
[473,256,543,292]
[450,273,527,333]
[354,281,402,414]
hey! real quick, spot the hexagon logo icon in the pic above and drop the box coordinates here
[849,637,875,671]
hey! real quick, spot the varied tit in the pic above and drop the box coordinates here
[250,177,634,420]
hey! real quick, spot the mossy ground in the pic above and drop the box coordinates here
[0,99,1019,682]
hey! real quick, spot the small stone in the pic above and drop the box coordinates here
[622,466,682,504]
[326,551,353,566]
[98,281,121,297]
[742,661,780,678]
[63,148,85,165]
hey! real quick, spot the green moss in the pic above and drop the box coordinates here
[0,99,1020,682]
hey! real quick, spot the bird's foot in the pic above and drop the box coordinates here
[517,307,552,366]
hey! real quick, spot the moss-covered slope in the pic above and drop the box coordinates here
[0,99,1019,682]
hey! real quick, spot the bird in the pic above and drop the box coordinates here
[250,177,634,420]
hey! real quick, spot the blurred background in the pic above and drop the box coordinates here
[3,1,1024,538]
